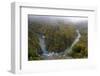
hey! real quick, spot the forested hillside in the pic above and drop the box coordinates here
[28,15,88,60]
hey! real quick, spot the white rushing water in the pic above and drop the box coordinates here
[38,34,59,59]
[71,30,81,49]
[64,29,81,55]
[38,34,48,55]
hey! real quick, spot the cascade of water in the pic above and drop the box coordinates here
[64,29,81,54]
[38,34,48,55]
[38,33,58,58]
[70,30,81,49]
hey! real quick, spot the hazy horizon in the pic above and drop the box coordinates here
[28,15,88,26]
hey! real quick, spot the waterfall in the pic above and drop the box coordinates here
[70,30,81,49]
[38,33,58,58]
[64,29,81,54]
[38,34,48,55]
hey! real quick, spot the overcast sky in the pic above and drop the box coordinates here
[28,15,88,25]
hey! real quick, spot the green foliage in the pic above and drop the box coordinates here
[46,24,76,53]
[28,19,88,60]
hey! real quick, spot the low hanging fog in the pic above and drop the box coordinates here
[28,15,88,27]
